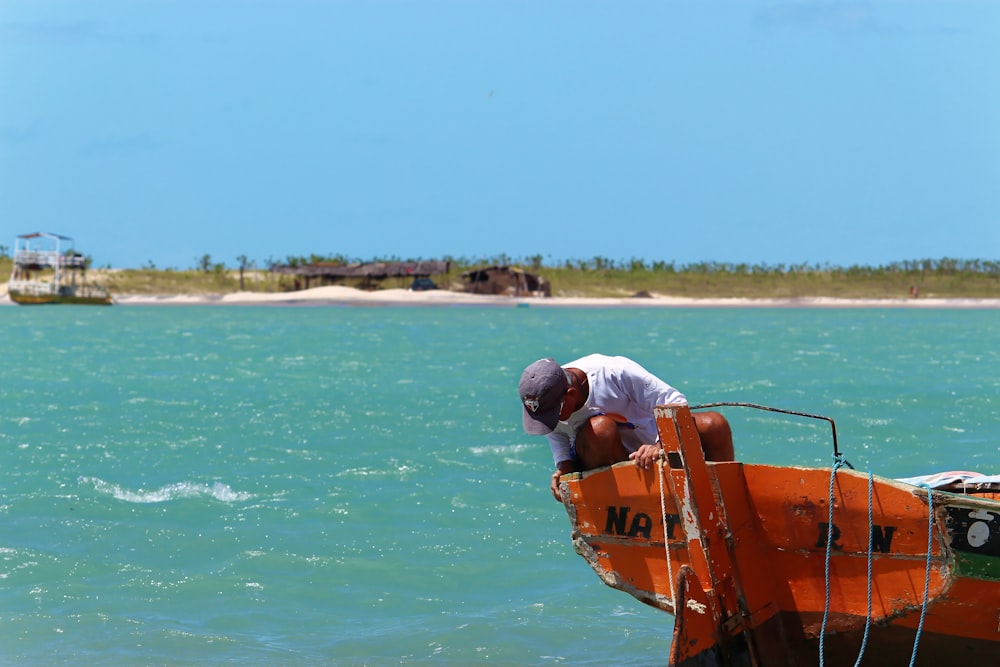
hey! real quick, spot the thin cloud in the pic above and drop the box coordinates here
[80,133,162,158]
[0,20,155,46]
[0,124,39,147]
[0,20,101,44]
[753,2,901,34]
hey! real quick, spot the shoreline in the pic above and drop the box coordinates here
[110,286,1000,308]
[4,283,999,308]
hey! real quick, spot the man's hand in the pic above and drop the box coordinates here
[550,469,564,502]
[629,444,662,470]
[550,461,576,502]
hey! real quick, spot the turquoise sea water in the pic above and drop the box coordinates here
[1,305,997,666]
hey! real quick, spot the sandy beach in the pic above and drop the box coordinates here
[2,281,998,308]
[103,285,1000,308]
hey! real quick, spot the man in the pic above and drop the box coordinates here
[519,354,734,501]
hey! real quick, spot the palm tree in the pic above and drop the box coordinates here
[237,255,249,291]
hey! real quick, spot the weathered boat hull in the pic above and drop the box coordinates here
[9,292,113,305]
[561,405,1000,666]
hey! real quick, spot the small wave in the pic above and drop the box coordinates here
[79,477,253,504]
[468,443,535,456]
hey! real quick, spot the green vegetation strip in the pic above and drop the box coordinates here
[1,256,997,299]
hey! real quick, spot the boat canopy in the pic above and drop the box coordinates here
[17,232,74,241]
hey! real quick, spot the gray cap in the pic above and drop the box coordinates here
[519,358,569,435]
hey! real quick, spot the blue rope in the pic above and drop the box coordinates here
[819,453,849,666]
[853,468,874,667]
[821,466,934,667]
[909,484,934,667]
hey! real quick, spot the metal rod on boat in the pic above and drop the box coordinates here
[692,402,847,465]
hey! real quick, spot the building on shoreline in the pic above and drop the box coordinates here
[270,260,451,291]
[460,265,550,297]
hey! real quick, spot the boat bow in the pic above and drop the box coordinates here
[560,404,1000,666]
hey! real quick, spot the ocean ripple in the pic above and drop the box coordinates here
[78,477,253,503]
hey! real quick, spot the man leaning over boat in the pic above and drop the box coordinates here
[518,354,734,501]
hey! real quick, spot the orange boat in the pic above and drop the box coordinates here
[559,404,1000,666]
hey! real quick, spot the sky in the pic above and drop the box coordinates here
[1,1,998,271]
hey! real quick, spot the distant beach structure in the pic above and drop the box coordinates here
[270,260,450,291]
[7,232,113,305]
[460,265,550,297]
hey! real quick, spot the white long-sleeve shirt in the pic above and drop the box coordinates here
[546,354,687,466]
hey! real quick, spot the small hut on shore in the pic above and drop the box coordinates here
[460,266,550,297]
